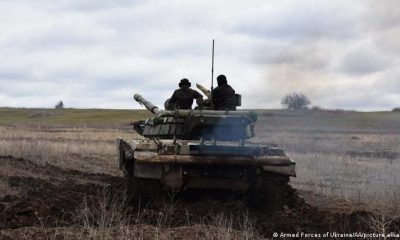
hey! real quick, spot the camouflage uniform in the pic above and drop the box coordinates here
[212,75,236,111]
[169,79,203,110]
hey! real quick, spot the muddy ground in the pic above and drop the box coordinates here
[0,155,399,239]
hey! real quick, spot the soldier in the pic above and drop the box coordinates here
[212,75,236,110]
[168,78,203,110]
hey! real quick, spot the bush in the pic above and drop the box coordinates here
[311,106,323,111]
[281,92,311,110]
[55,101,64,109]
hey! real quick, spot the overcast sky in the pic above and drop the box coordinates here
[0,0,399,110]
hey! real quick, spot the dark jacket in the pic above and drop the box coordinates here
[212,84,236,110]
[169,87,203,109]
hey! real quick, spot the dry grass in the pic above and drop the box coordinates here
[9,190,262,240]
[367,210,400,237]
[290,153,400,210]
[199,212,258,240]
[254,111,400,211]
[0,126,139,176]
[70,190,144,240]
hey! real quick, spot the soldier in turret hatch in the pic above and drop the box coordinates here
[212,75,236,110]
[168,78,203,110]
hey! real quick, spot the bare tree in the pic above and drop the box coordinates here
[281,92,311,110]
[55,101,64,109]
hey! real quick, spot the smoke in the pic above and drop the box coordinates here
[257,0,400,110]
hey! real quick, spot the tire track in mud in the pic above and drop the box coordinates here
[0,155,399,238]
[0,155,124,229]
[1,155,120,183]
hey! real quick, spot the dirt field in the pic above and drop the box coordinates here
[0,108,399,239]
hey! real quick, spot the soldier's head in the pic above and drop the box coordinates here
[217,75,227,86]
[179,78,191,88]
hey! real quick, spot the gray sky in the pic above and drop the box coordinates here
[0,0,399,110]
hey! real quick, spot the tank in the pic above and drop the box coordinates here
[118,89,298,210]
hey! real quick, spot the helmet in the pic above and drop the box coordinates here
[179,78,191,87]
[217,75,227,85]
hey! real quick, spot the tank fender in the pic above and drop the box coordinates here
[262,162,296,177]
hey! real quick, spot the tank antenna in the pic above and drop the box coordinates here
[210,39,215,109]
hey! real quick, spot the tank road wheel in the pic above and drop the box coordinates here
[249,172,297,213]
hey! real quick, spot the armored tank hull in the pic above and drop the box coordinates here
[118,93,298,210]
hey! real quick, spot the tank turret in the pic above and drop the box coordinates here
[132,93,256,141]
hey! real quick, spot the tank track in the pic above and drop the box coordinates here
[249,172,301,213]
[119,141,163,205]
[119,140,134,179]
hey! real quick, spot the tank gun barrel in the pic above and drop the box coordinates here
[134,93,160,114]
